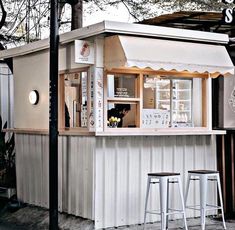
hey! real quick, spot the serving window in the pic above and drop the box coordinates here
[106,73,140,128]
[60,69,89,130]
[105,71,205,129]
[143,76,193,128]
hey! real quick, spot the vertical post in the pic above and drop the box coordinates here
[49,0,59,229]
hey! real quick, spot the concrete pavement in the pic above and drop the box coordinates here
[0,205,235,229]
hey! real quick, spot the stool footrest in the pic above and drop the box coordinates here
[146,210,161,215]
[206,204,222,210]
[186,205,201,211]
[166,211,185,216]
[146,209,185,216]
[186,204,222,211]
[168,208,184,212]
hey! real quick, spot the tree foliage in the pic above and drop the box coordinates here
[85,0,227,21]
[0,115,16,188]
[0,0,233,47]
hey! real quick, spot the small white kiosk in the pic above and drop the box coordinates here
[0,21,234,229]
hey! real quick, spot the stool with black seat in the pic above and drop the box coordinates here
[184,170,226,230]
[144,172,188,230]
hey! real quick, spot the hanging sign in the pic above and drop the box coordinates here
[75,40,95,64]
[222,0,235,23]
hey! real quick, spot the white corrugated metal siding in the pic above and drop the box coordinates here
[15,134,218,229]
[15,134,95,219]
[94,135,217,229]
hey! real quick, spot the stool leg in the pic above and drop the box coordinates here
[160,177,168,230]
[184,174,191,208]
[166,179,169,230]
[200,175,208,230]
[216,174,227,229]
[144,177,151,229]
[178,176,188,230]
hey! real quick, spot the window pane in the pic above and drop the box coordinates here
[64,72,87,128]
[143,75,171,128]
[143,76,171,110]
[107,74,137,98]
[143,75,193,128]
[172,79,192,126]
[107,103,136,128]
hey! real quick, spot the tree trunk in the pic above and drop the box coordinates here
[71,0,83,29]
[0,0,13,73]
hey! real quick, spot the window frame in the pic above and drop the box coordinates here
[59,67,91,131]
[105,72,141,129]
[104,69,209,130]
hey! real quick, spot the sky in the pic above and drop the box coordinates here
[83,3,135,26]
[56,2,136,37]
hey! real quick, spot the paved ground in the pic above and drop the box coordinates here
[0,202,235,229]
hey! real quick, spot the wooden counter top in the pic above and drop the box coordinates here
[4,128,226,136]
[4,128,95,136]
[96,128,226,136]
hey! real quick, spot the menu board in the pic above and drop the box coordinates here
[142,109,170,128]
[115,88,129,98]
[89,71,95,130]
[95,68,104,131]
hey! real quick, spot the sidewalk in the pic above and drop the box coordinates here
[0,204,235,229]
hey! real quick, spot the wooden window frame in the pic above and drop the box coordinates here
[104,72,141,129]
[104,68,210,130]
[59,67,91,131]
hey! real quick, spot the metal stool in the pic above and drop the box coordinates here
[144,172,188,230]
[185,170,226,230]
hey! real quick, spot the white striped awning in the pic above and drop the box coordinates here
[104,35,234,77]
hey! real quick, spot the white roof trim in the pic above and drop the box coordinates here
[0,20,230,59]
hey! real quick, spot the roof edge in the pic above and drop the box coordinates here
[104,21,229,44]
[0,20,229,59]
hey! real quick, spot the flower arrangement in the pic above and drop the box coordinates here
[107,116,121,128]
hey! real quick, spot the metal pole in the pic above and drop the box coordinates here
[49,0,59,229]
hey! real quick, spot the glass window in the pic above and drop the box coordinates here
[64,71,88,128]
[107,74,137,98]
[143,75,194,128]
[172,79,192,125]
[106,73,140,128]
[106,72,204,130]
[107,102,137,128]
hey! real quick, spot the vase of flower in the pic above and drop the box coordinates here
[107,116,121,128]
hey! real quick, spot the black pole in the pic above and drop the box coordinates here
[49,0,59,229]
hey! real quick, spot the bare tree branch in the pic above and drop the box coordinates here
[120,0,139,21]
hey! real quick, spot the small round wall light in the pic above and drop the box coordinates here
[29,90,39,105]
